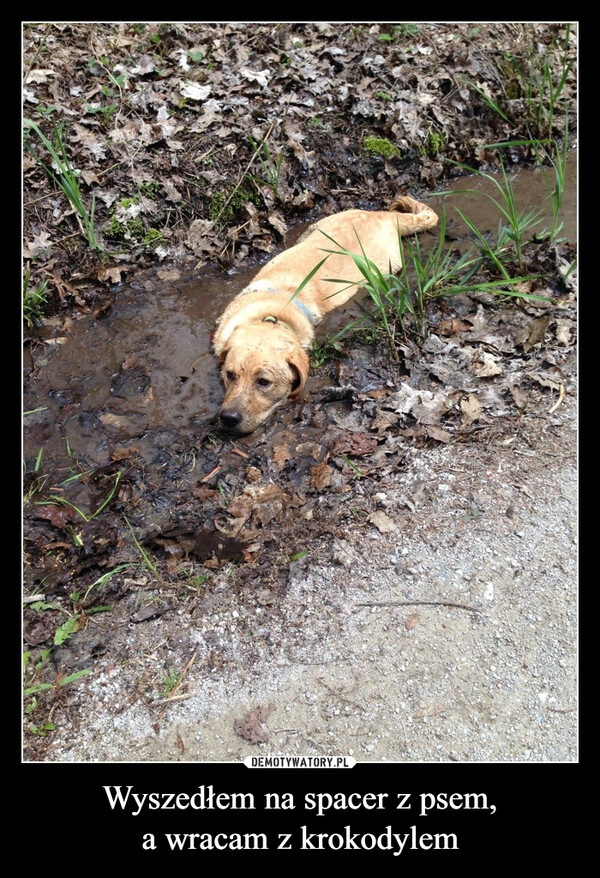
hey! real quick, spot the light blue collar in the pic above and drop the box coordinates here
[289,297,314,324]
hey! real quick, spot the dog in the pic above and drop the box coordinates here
[213,195,438,434]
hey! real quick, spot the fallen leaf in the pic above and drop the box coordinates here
[508,383,528,409]
[405,613,419,630]
[180,81,211,101]
[460,394,482,426]
[234,704,274,744]
[332,433,378,457]
[555,319,573,346]
[34,504,79,527]
[272,439,295,469]
[514,315,551,352]
[310,462,333,490]
[25,68,57,84]
[267,211,288,236]
[111,445,141,461]
[367,510,397,533]
[24,230,54,257]
[426,425,452,443]
[371,409,400,436]
[97,266,125,284]
[530,373,562,392]
[473,350,503,377]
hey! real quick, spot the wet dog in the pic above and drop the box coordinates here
[213,195,438,434]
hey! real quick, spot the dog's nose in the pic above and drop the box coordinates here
[219,409,243,430]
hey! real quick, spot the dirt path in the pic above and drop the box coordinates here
[29,383,575,763]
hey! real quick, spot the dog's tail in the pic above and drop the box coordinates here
[389,195,438,233]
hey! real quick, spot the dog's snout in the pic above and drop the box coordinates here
[219,408,243,430]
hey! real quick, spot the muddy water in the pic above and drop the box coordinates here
[440,151,577,243]
[23,156,576,482]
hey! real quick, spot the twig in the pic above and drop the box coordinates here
[356,600,483,615]
[201,465,221,482]
[158,649,198,718]
[154,692,197,706]
[213,119,278,224]
[548,383,565,413]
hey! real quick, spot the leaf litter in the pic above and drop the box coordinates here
[22,23,577,762]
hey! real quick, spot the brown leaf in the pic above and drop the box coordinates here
[473,350,503,377]
[190,484,216,501]
[310,462,333,490]
[514,315,551,352]
[438,317,470,336]
[460,394,483,426]
[97,266,124,284]
[371,409,400,436]
[241,483,286,527]
[234,704,274,744]
[332,433,378,457]
[367,510,397,533]
[111,445,140,461]
[405,613,419,630]
[508,383,528,409]
[34,504,79,527]
[426,425,452,443]
[273,440,292,470]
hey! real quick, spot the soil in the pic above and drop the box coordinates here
[22,22,577,765]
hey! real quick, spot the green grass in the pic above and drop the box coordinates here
[444,157,546,269]
[39,470,123,523]
[471,23,574,143]
[124,514,160,579]
[161,666,182,697]
[23,265,50,325]
[246,133,284,203]
[24,118,104,251]
[313,208,546,355]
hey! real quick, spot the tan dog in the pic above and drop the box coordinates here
[213,195,438,434]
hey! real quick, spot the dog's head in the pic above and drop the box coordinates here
[216,324,310,435]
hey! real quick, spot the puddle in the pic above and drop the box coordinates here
[23,155,577,486]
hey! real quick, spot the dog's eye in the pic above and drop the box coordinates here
[256,377,272,388]
[226,370,236,382]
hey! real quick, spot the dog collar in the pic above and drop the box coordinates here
[249,284,314,325]
[289,297,315,324]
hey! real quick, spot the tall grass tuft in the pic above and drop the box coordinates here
[313,212,545,355]
[444,158,545,270]
[24,118,104,252]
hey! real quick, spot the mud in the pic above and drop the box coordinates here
[23,156,577,475]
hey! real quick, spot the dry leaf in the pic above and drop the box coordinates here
[310,462,333,490]
[460,393,483,426]
[473,350,503,377]
[514,315,551,352]
[426,425,452,443]
[273,440,292,470]
[367,510,397,533]
[234,704,274,744]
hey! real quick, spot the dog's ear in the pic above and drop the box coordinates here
[217,348,229,370]
[287,348,310,401]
